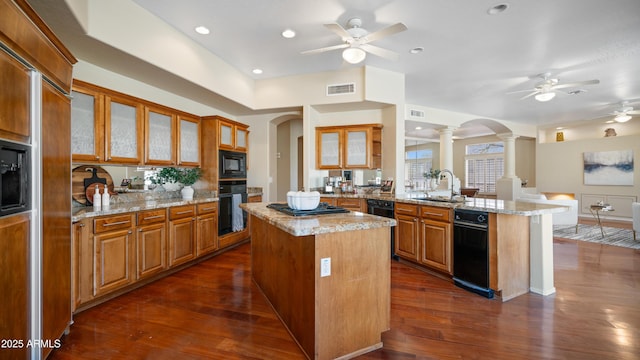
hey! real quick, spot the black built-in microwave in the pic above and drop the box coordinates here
[219,150,247,178]
[0,139,31,217]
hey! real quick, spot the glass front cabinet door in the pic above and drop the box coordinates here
[178,115,200,166]
[71,86,104,162]
[145,106,176,166]
[106,95,143,164]
[316,129,343,169]
[344,128,371,168]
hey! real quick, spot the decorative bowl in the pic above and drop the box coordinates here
[287,191,320,210]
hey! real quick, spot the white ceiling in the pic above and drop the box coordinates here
[27,0,640,139]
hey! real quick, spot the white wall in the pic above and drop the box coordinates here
[536,134,639,216]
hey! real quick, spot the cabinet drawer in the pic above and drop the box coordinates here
[420,206,451,222]
[336,198,361,210]
[169,205,196,220]
[395,202,418,216]
[197,202,218,215]
[94,214,134,234]
[137,209,166,226]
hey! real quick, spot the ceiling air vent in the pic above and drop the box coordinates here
[409,109,425,118]
[326,83,356,96]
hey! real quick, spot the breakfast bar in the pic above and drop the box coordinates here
[241,202,396,360]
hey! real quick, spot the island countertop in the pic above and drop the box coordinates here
[240,202,396,237]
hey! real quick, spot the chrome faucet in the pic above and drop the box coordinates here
[440,169,457,199]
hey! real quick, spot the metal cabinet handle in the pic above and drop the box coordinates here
[176,210,193,215]
[128,230,133,234]
[95,156,100,160]
[102,220,131,227]
[201,207,216,211]
[142,215,164,220]
[423,212,444,217]
[79,223,85,227]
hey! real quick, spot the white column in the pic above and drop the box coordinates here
[529,214,556,296]
[496,133,521,200]
[439,127,454,171]
[438,127,460,193]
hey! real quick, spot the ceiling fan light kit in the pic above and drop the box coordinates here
[535,92,556,102]
[614,114,632,122]
[302,17,407,64]
[342,47,366,64]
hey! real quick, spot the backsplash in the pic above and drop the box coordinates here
[72,189,217,208]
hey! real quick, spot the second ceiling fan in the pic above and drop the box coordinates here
[509,73,600,102]
[301,18,407,64]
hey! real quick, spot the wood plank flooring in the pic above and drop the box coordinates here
[49,220,639,360]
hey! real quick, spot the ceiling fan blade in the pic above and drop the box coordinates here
[519,91,540,100]
[360,44,399,61]
[506,88,537,95]
[552,79,600,90]
[361,22,407,43]
[301,43,349,55]
[324,23,352,40]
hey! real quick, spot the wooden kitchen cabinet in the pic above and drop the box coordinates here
[72,219,91,310]
[0,48,31,143]
[336,197,365,212]
[168,205,196,267]
[218,117,249,152]
[71,80,144,164]
[316,124,382,169]
[320,197,337,206]
[145,104,176,166]
[136,209,167,280]
[419,206,453,274]
[196,202,218,256]
[394,203,420,261]
[0,212,30,359]
[93,214,135,297]
[178,115,201,166]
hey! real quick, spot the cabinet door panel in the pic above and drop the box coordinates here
[94,229,134,296]
[137,223,167,279]
[219,121,234,149]
[71,90,101,159]
[235,127,247,151]
[197,214,218,256]
[106,96,142,164]
[146,107,176,165]
[395,214,419,261]
[317,130,342,169]
[420,219,452,274]
[169,217,195,267]
[0,49,30,143]
[178,116,200,165]
[345,129,369,167]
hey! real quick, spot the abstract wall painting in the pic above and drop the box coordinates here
[583,150,634,186]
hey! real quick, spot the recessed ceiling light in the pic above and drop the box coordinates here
[410,47,424,54]
[487,3,509,15]
[252,68,263,75]
[415,126,422,130]
[556,127,564,130]
[281,29,296,38]
[195,26,210,35]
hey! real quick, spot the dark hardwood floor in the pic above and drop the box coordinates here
[50,219,639,360]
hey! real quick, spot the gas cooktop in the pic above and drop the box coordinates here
[267,202,350,217]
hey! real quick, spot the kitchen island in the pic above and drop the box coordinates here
[241,202,396,360]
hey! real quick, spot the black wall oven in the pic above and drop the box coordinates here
[366,199,397,260]
[219,150,247,179]
[218,180,247,236]
[0,139,31,217]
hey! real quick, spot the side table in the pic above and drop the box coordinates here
[589,204,614,238]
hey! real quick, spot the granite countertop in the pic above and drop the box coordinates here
[72,196,219,222]
[319,192,569,216]
[240,202,396,237]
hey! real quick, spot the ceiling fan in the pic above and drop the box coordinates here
[301,18,407,64]
[610,101,640,122]
[508,73,600,102]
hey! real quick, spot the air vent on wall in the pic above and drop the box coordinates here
[326,83,356,96]
[409,109,425,118]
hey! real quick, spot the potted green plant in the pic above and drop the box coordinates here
[149,167,182,191]
[178,167,202,200]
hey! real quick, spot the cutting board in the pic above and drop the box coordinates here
[72,165,116,205]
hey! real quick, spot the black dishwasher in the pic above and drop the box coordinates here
[366,199,397,260]
[453,209,494,299]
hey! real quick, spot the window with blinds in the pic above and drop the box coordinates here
[405,148,433,185]
[465,142,504,193]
